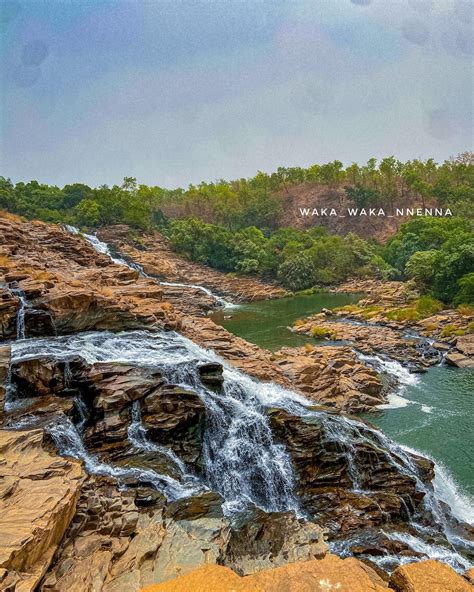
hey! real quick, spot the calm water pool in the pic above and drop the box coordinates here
[211,292,363,351]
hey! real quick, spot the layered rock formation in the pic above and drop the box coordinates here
[0,429,84,590]
[293,318,441,370]
[273,345,385,413]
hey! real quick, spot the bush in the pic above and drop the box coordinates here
[415,296,443,317]
[310,326,337,339]
[277,253,316,291]
[236,258,259,274]
[454,273,474,305]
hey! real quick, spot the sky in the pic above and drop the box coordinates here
[1,0,472,188]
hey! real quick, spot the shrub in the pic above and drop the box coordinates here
[440,324,458,337]
[310,326,337,339]
[386,307,419,322]
[277,253,316,291]
[415,296,443,317]
[454,273,474,306]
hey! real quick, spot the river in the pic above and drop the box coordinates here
[212,295,474,499]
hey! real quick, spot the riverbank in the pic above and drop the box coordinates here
[0,215,473,590]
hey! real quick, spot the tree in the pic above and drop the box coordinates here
[455,273,474,305]
[277,253,316,291]
[405,250,438,289]
[74,199,101,227]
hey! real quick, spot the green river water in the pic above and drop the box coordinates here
[212,293,474,497]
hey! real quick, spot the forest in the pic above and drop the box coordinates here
[1,154,473,305]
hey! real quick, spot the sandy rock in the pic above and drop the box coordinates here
[445,352,474,369]
[0,429,84,590]
[389,559,472,591]
[455,334,474,357]
[142,555,388,591]
[141,564,262,592]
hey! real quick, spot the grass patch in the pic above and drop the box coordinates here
[310,326,338,340]
[440,324,459,338]
[0,255,12,268]
[386,297,443,323]
[458,304,474,317]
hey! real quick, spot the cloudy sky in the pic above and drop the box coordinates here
[1,0,472,188]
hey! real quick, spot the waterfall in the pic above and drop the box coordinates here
[9,330,473,569]
[128,399,190,478]
[48,416,200,501]
[11,330,300,518]
[10,287,27,339]
[62,225,233,307]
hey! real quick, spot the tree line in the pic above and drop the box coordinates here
[0,154,472,305]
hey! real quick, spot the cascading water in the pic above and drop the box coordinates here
[11,330,300,517]
[357,352,422,410]
[62,225,233,307]
[47,416,199,501]
[128,399,190,478]
[10,287,27,340]
[10,330,473,572]
[10,225,467,571]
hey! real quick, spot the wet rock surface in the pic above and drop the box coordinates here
[268,408,433,535]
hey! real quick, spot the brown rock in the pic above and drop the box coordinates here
[274,345,385,412]
[268,408,432,533]
[223,508,327,575]
[0,429,84,590]
[141,564,262,592]
[389,559,472,591]
[445,352,474,369]
[141,555,388,591]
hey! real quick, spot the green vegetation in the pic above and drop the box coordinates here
[386,296,444,322]
[310,326,338,340]
[1,153,472,305]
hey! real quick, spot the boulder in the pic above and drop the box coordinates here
[141,385,205,463]
[222,508,327,575]
[11,356,84,398]
[445,352,474,369]
[198,362,224,388]
[389,559,472,591]
[274,346,385,413]
[141,554,388,591]
[0,429,84,590]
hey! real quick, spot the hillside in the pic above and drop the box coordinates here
[274,182,439,241]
